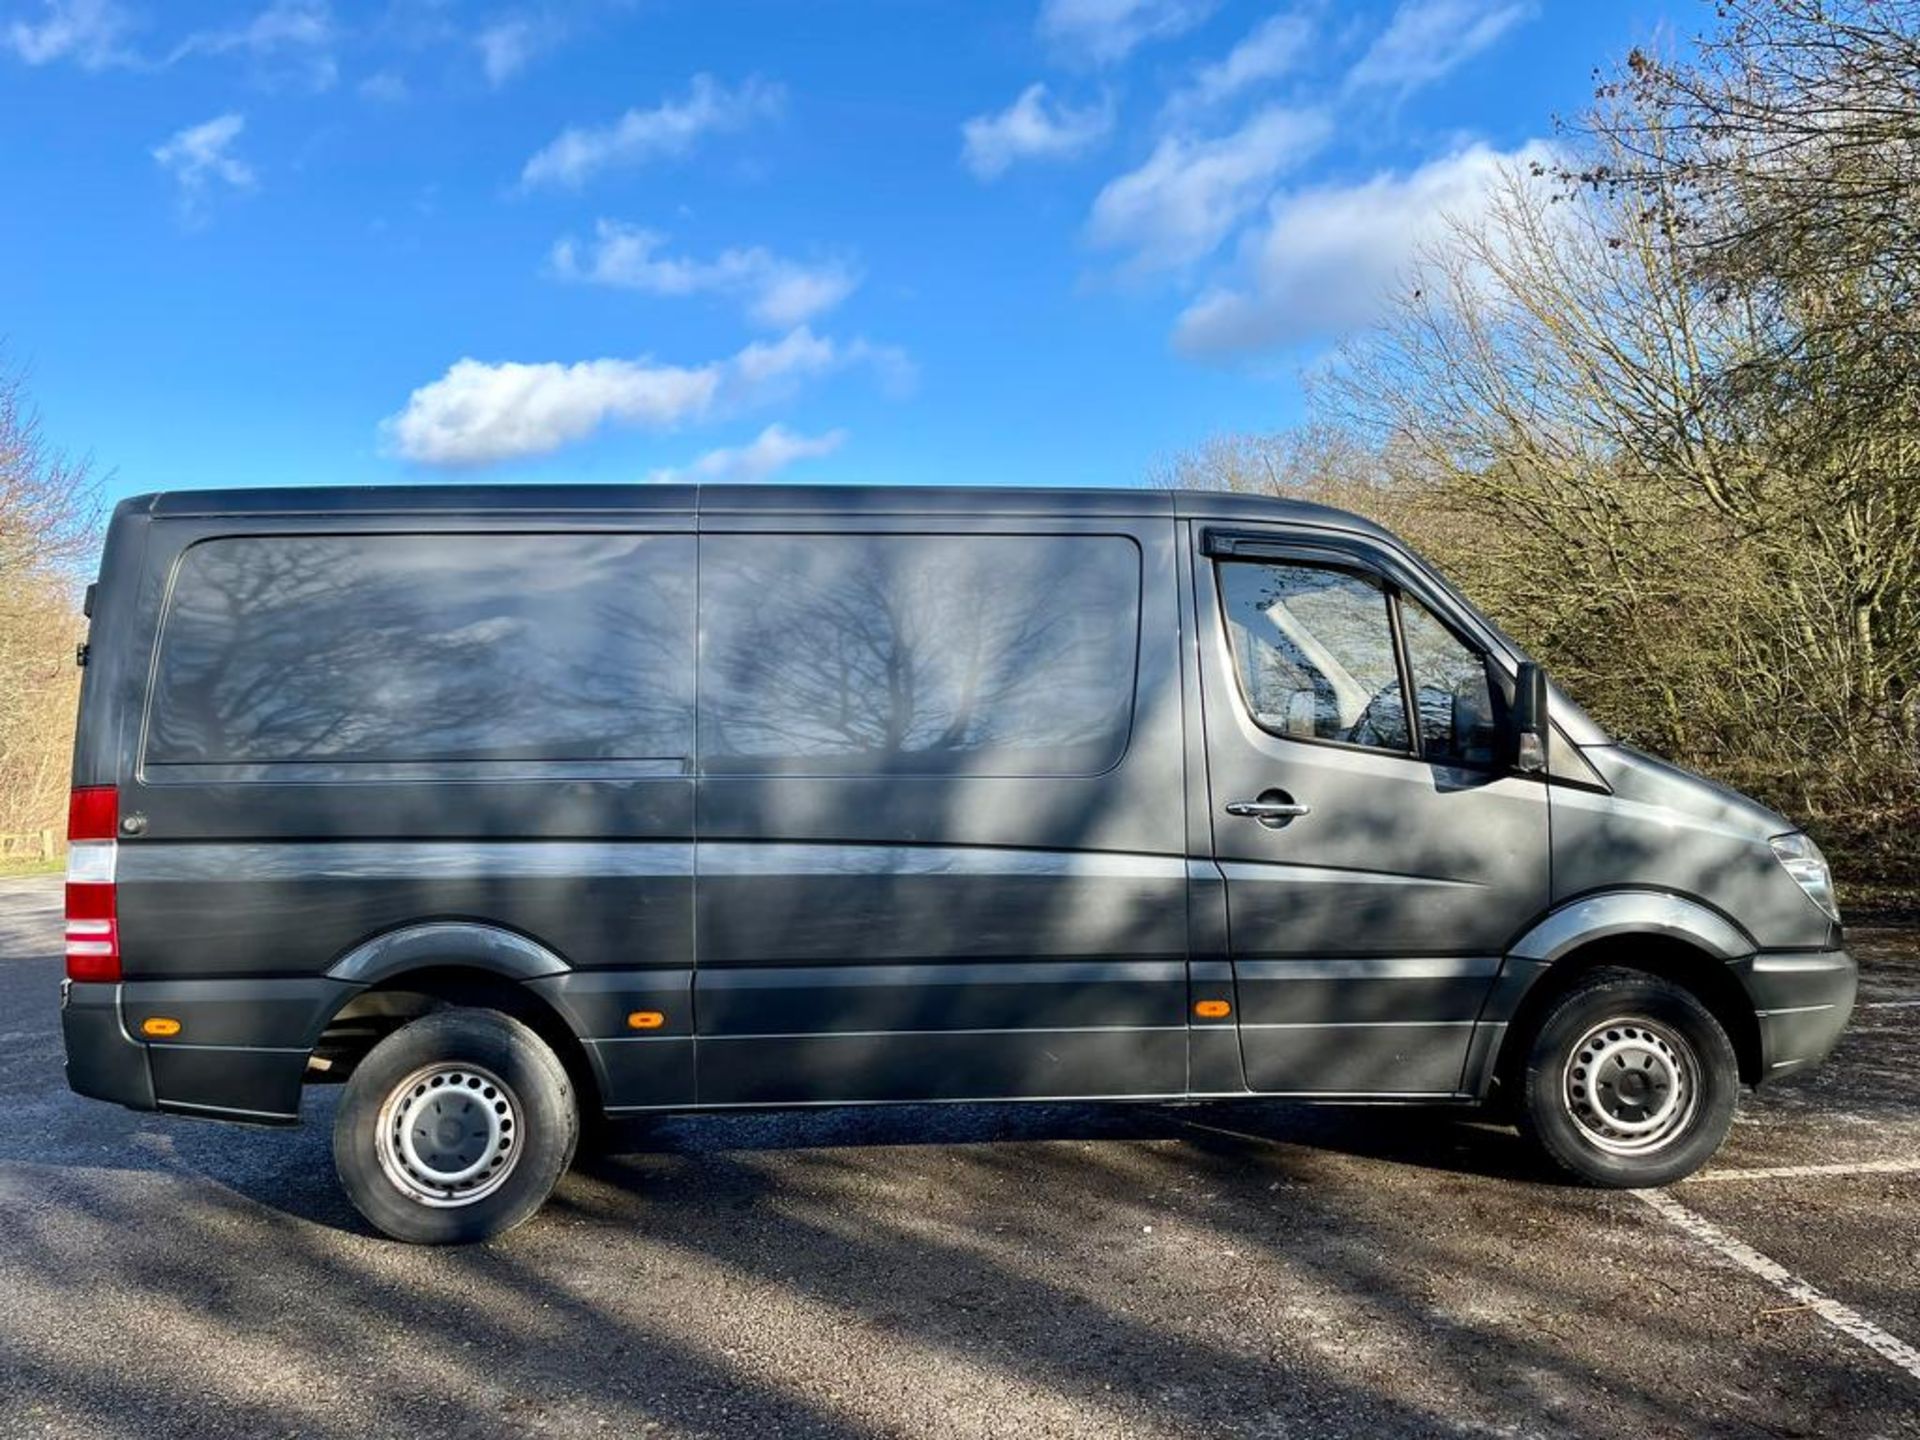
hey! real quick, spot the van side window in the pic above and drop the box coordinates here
[699,533,1140,775]
[1401,597,1501,767]
[148,534,695,767]
[1218,561,1410,753]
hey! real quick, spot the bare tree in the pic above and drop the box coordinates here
[0,366,101,849]
[1165,6,1920,891]
[1584,0,1920,762]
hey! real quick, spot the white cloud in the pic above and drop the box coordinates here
[1347,0,1533,94]
[167,0,337,91]
[551,221,860,327]
[475,20,530,84]
[383,327,906,467]
[520,74,785,189]
[1166,9,1313,115]
[750,264,861,330]
[1088,105,1330,270]
[960,83,1113,181]
[152,113,256,223]
[359,69,407,102]
[727,326,839,388]
[475,17,555,86]
[388,357,718,466]
[1038,0,1215,66]
[1173,139,1552,355]
[648,423,848,484]
[3,0,135,69]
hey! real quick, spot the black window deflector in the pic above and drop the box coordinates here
[1200,528,1388,575]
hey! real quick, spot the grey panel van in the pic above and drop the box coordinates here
[60,485,1855,1242]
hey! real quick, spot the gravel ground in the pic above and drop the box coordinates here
[1,874,1915,1439]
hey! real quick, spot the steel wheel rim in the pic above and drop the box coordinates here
[1562,1015,1700,1157]
[374,1062,522,1208]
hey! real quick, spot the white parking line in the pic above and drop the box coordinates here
[1860,999,1920,1009]
[1635,1188,1920,1383]
[1686,1159,1920,1183]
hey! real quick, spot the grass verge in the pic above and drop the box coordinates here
[0,855,61,879]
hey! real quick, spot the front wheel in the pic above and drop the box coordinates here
[333,1008,577,1243]
[1516,968,1739,1188]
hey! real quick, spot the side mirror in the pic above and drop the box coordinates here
[1510,661,1549,774]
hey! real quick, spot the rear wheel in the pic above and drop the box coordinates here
[1516,968,1739,1188]
[333,1008,577,1243]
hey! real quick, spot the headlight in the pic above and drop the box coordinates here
[1769,832,1840,922]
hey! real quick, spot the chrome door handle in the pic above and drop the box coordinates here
[1225,799,1312,821]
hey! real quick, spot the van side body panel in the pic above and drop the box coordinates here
[98,508,701,1115]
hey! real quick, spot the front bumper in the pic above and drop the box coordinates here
[61,976,353,1123]
[1731,948,1857,1084]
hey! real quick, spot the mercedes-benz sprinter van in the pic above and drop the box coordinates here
[60,484,1855,1242]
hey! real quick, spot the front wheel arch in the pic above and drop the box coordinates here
[1493,935,1763,1102]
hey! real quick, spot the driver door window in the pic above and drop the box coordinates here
[1217,561,1410,753]
[1401,597,1502,767]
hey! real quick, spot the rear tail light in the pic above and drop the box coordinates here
[66,786,120,983]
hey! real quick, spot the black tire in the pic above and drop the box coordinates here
[333,1008,577,1244]
[1516,967,1739,1188]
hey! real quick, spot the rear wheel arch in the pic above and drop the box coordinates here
[325,921,570,988]
[314,963,603,1117]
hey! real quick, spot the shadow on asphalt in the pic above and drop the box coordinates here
[7,891,1919,1437]
[11,1047,1919,1435]
[0,1097,1845,1440]
[8,1088,1559,1231]
[585,1097,1554,1182]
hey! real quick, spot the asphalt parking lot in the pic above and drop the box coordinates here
[1,875,1915,1439]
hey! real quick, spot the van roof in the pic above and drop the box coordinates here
[118,483,1397,539]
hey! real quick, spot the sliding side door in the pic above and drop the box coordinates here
[692,510,1190,1106]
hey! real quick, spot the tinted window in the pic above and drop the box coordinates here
[699,533,1140,774]
[148,534,694,765]
[1401,597,1501,766]
[1218,561,1409,752]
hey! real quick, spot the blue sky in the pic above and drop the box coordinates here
[1,0,1682,504]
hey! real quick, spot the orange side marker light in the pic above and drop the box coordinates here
[1194,1000,1232,1019]
[141,1017,182,1038]
[626,1011,666,1031]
